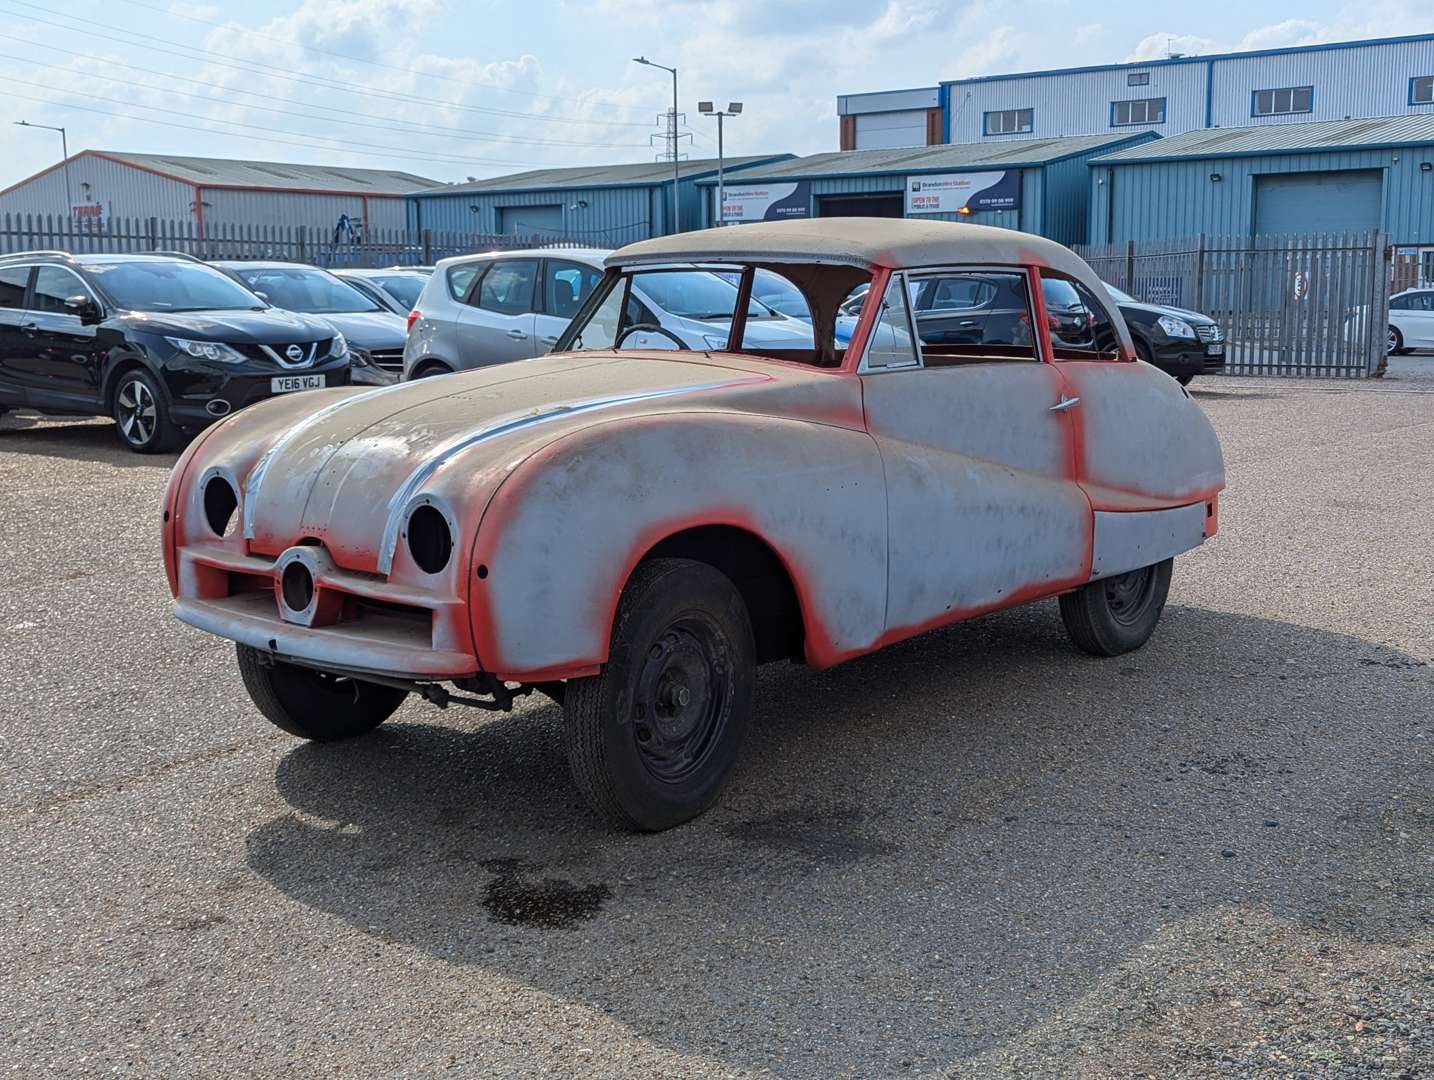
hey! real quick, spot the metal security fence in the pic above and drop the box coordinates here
[0,213,588,269]
[1076,231,1391,378]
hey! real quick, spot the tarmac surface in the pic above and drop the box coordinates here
[2,363,1431,1078]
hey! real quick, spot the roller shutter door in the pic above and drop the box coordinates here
[1252,170,1382,236]
[497,204,563,237]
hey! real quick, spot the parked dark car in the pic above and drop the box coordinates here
[0,251,350,452]
[212,261,407,385]
[1100,283,1224,385]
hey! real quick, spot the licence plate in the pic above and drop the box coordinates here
[1205,343,1224,356]
[271,375,326,393]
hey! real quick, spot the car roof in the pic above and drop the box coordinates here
[610,218,1092,278]
[211,260,336,272]
[336,267,428,277]
[434,247,610,271]
[0,251,202,266]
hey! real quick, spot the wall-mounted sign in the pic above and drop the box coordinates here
[720,181,811,223]
[905,170,1021,215]
[70,202,108,232]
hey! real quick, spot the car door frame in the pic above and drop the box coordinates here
[534,257,603,354]
[456,256,541,362]
[856,263,1093,640]
[0,263,37,407]
[25,263,109,408]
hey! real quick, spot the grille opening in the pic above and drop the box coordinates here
[227,570,271,596]
[281,561,315,612]
[203,476,239,537]
[406,506,452,575]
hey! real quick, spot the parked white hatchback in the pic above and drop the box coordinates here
[1388,288,1434,354]
[402,248,814,379]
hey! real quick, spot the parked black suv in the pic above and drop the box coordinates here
[0,251,351,452]
[1101,283,1225,385]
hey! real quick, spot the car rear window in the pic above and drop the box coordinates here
[0,265,30,309]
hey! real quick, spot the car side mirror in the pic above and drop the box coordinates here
[64,295,102,325]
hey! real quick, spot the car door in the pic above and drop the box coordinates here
[0,264,34,407]
[26,265,108,406]
[456,257,540,362]
[909,275,992,345]
[859,267,1091,636]
[1401,291,1434,347]
[536,259,603,353]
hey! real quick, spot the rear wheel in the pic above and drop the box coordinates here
[112,368,179,453]
[1059,559,1173,657]
[1388,326,1404,355]
[235,644,408,740]
[563,558,755,832]
[411,361,452,380]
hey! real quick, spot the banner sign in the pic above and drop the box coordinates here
[905,171,1020,215]
[70,202,109,232]
[720,181,811,223]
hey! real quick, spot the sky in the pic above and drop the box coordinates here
[1,0,1432,190]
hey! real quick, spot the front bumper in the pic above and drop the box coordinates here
[163,357,353,426]
[172,541,478,680]
[1146,339,1225,378]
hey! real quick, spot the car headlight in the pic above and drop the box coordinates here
[329,332,349,360]
[1156,315,1197,340]
[165,337,246,363]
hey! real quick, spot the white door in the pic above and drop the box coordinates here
[456,257,540,362]
[1394,291,1434,347]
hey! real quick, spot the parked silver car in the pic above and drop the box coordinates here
[403,248,814,379]
[333,268,431,316]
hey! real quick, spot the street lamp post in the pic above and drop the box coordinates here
[698,102,742,226]
[632,57,680,232]
[15,120,71,217]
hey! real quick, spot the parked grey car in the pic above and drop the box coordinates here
[333,268,431,317]
[213,261,408,385]
[403,248,814,379]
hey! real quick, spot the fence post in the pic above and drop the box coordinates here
[422,228,433,266]
[296,225,307,263]
[1124,240,1135,290]
[1194,233,1206,312]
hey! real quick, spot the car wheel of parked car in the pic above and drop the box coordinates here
[112,368,179,454]
[1059,558,1173,657]
[563,558,755,832]
[1387,326,1404,355]
[235,643,408,740]
[411,361,452,379]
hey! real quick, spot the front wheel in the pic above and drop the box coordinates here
[1059,559,1173,657]
[1388,326,1404,356]
[112,368,179,453]
[563,558,755,831]
[235,644,408,740]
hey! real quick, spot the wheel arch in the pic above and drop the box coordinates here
[100,350,159,409]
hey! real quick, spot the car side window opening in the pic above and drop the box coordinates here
[477,259,538,315]
[0,265,31,309]
[904,270,1038,363]
[447,264,481,301]
[1041,274,1123,360]
[564,275,629,351]
[32,266,97,314]
[863,274,920,371]
[544,260,603,319]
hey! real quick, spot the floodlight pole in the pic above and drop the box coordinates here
[633,57,680,232]
[699,103,741,226]
[15,120,71,215]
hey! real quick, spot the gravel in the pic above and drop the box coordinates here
[1,365,1431,1079]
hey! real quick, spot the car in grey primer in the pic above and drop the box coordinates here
[333,268,431,317]
[212,261,408,385]
[402,248,815,380]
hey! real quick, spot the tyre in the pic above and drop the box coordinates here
[411,361,452,380]
[235,644,408,741]
[563,558,755,832]
[1388,326,1403,356]
[112,368,179,453]
[1059,558,1174,657]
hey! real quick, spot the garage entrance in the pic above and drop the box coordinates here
[817,193,904,218]
[1252,170,1382,236]
[497,204,563,238]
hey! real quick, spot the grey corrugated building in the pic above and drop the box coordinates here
[406,155,793,246]
[696,133,1157,246]
[1088,115,1434,256]
[0,151,439,236]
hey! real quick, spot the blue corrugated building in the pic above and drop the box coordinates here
[1088,114,1434,249]
[406,155,791,247]
[695,133,1156,246]
[838,34,1434,149]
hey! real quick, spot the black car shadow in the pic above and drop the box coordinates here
[245,603,1432,1074]
[0,412,184,468]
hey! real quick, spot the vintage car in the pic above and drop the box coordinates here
[162,219,1225,832]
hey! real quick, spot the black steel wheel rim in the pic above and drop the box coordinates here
[1104,566,1158,627]
[630,614,731,784]
[116,377,157,446]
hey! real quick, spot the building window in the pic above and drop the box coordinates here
[1253,86,1313,116]
[983,109,1033,136]
[1110,97,1166,126]
[1127,72,1150,87]
[1413,76,1434,105]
